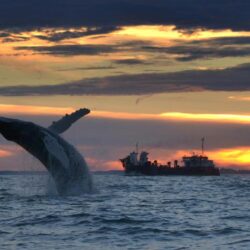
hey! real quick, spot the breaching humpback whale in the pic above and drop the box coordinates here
[0,108,92,195]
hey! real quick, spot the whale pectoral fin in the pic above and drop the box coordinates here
[48,108,90,134]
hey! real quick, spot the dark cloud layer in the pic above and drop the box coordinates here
[16,44,117,56]
[57,66,116,72]
[0,1,250,31]
[143,45,250,61]
[190,37,250,46]
[0,32,9,37]
[0,63,249,96]
[35,26,119,42]
[14,36,250,60]
[114,59,150,65]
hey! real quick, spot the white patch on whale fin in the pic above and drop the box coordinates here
[42,131,70,170]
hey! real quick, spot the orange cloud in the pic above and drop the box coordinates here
[0,104,74,116]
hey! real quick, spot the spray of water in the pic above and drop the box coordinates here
[43,130,93,195]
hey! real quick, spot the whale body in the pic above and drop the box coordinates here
[0,112,92,195]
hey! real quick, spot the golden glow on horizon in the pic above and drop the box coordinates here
[164,148,250,169]
[195,147,250,169]
[214,148,250,165]
[88,147,250,170]
[140,147,250,170]
[2,145,250,170]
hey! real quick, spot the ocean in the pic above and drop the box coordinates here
[0,172,250,250]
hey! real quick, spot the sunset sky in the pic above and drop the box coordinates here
[1,1,250,170]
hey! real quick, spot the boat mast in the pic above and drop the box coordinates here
[201,137,205,155]
[136,142,139,154]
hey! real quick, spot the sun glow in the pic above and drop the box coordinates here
[209,148,250,168]
[0,149,13,158]
[160,112,250,124]
[228,96,250,102]
[151,147,250,170]
[214,148,250,164]
[93,110,250,124]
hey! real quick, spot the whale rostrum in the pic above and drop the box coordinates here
[0,108,92,195]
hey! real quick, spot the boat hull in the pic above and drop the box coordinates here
[124,165,220,176]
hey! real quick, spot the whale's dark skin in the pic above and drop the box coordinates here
[0,116,92,195]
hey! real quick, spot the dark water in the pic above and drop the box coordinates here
[0,172,250,250]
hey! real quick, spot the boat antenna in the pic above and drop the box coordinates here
[201,137,205,155]
[136,142,139,154]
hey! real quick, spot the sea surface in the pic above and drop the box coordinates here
[0,172,250,250]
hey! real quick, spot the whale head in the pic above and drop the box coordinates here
[0,117,39,142]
